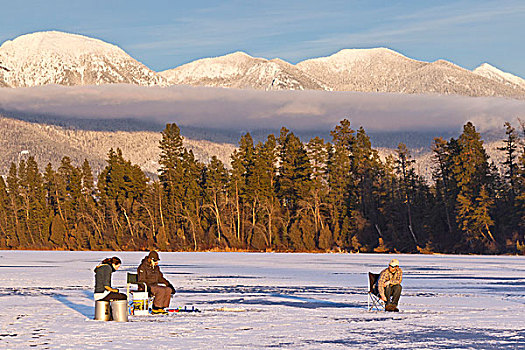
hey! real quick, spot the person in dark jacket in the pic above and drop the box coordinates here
[94,256,127,301]
[137,251,175,314]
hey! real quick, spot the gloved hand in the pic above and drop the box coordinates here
[168,283,176,295]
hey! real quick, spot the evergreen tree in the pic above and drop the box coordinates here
[230,132,255,244]
[499,122,520,198]
[0,177,14,247]
[431,137,457,244]
[516,119,525,242]
[49,213,66,247]
[180,149,205,251]
[19,156,46,246]
[326,119,355,249]
[81,159,95,197]
[351,127,384,250]
[98,148,149,249]
[6,163,26,247]
[203,156,229,244]
[158,123,186,248]
[306,136,330,248]
[253,135,278,248]
[78,159,99,249]
[277,128,312,212]
[453,122,493,250]
[395,143,418,248]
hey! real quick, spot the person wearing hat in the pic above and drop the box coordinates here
[137,251,176,314]
[377,258,403,312]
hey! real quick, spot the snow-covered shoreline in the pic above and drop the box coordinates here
[1,251,524,349]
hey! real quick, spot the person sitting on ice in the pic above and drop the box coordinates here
[137,251,176,315]
[377,258,403,312]
[94,256,127,301]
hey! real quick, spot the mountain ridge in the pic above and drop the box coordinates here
[1,31,524,99]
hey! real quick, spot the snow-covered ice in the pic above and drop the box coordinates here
[0,251,524,349]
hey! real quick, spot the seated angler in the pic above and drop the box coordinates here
[137,251,176,314]
[94,256,127,302]
[378,258,403,312]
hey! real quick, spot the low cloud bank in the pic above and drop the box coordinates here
[0,85,523,133]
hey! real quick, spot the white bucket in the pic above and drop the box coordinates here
[132,291,150,316]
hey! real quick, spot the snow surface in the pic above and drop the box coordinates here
[0,251,524,349]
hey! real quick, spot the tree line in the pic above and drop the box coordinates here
[0,119,524,254]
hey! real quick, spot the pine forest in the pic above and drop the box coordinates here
[1,119,524,254]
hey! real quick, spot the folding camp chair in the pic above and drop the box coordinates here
[126,272,154,316]
[368,272,385,311]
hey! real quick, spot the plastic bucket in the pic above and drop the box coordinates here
[94,300,111,321]
[111,300,128,322]
[132,291,150,316]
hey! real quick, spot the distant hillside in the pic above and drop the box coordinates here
[0,115,236,177]
[0,114,510,182]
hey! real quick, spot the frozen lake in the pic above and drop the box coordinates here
[0,251,524,349]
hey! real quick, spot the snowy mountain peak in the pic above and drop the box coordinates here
[300,47,413,66]
[159,51,327,91]
[0,30,163,87]
[428,59,468,71]
[473,63,525,89]
[222,51,254,60]
[295,48,525,98]
[335,47,405,58]
[0,31,126,59]
[477,62,495,70]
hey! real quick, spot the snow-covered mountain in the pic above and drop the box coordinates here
[1,31,525,99]
[160,52,328,91]
[0,31,164,87]
[297,48,425,92]
[473,63,525,90]
[161,48,525,98]
[296,48,525,98]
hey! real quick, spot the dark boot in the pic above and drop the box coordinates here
[385,304,396,312]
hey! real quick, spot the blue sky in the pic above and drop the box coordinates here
[1,0,524,77]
